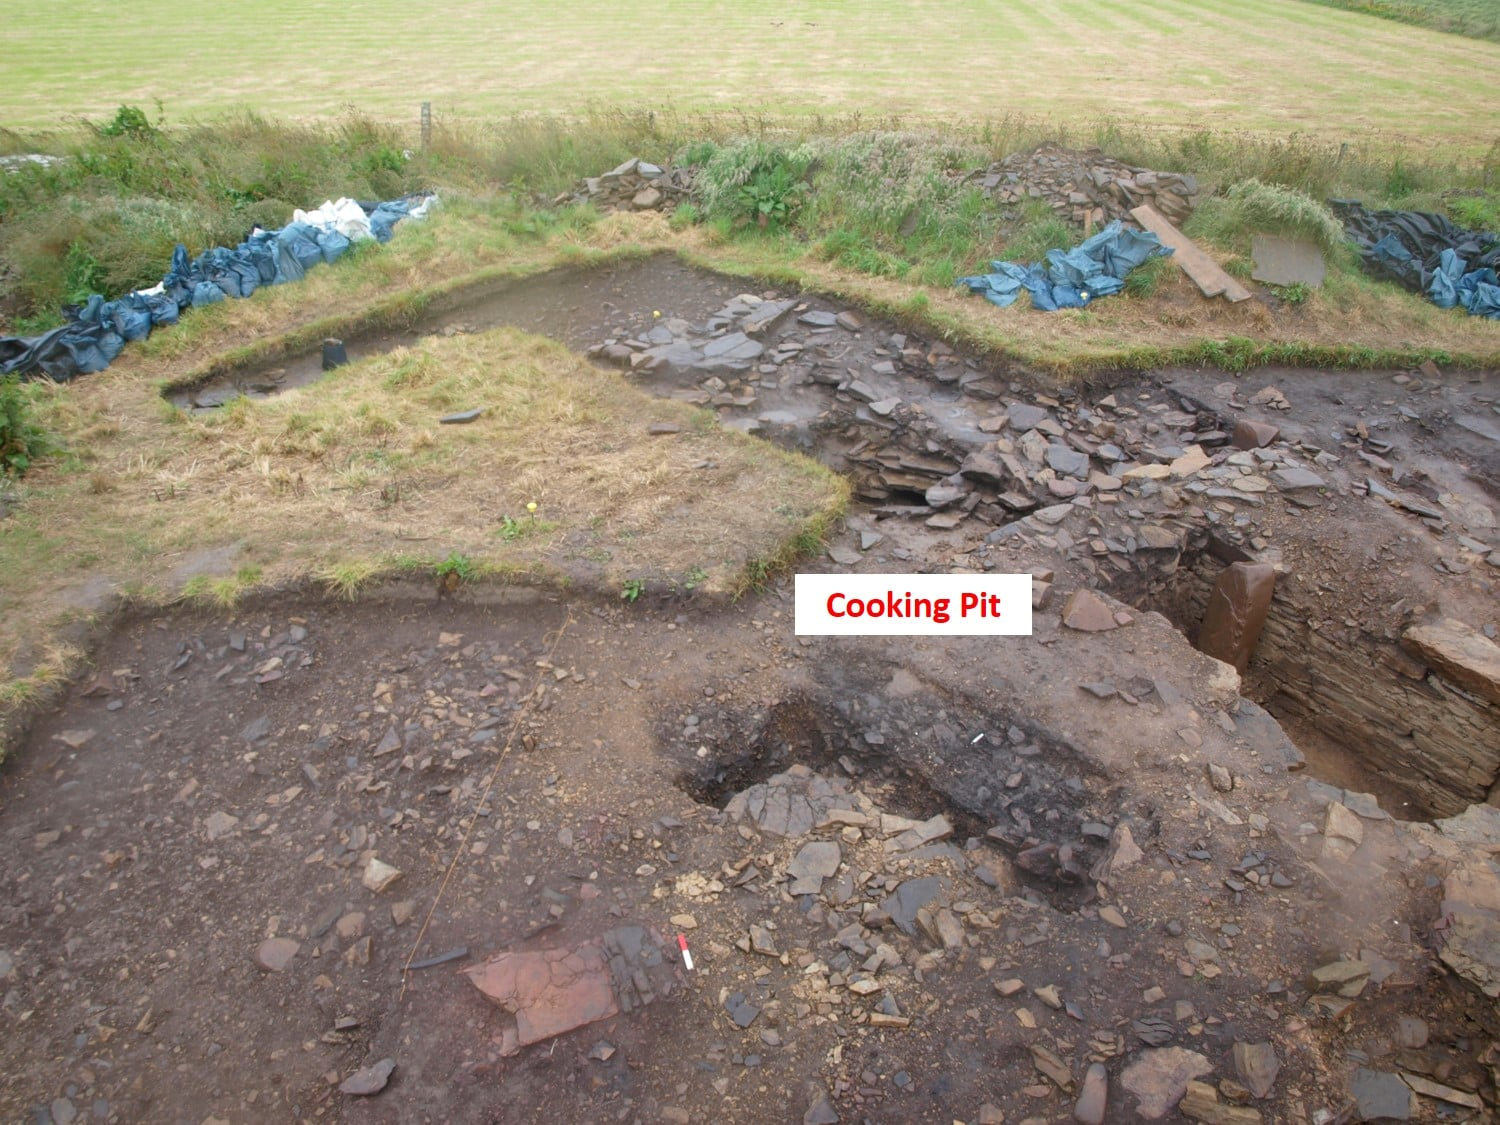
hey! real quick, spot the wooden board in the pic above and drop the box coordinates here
[1130,204,1253,302]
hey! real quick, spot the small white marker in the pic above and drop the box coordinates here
[677,933,694,971]
[970,732,986,745]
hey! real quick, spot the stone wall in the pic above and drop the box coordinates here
[1173,555,1500,817]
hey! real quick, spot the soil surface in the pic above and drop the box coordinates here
[6,257,1500,1124]
[173,255,1498,817]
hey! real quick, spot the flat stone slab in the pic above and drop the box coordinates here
[362,857,402,893]
[1061,588,1118,632]
[255,937,299,972]
[1169,444,1211,477]
[787,840,842,895]
[464,925,682,1049]
[960,450,1011,487]
[644,341,701,368]
[881,876,942,935]
[1122,1047,1212,1119]
[700,331,764,362]
[1350,1068,1411,1121]
[1232,1040,1280,1099]
[1251,233,1326,288]
[724,766,868,838]
[1198,561,1275,674]
[1232,418,1280,449]
[1007,403,1050,431]
[1046,444,1090,478]
[1402,618,1500,706]
[1032,503,1076,526]
[1437,858,1500,999]
[742,299,796,335]
[1270,466,1326,491]
[339,1057,395,1096]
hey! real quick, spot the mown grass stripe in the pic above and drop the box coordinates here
[0,1,1495,150]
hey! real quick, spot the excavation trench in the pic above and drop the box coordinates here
[167,253,1494,822]
[1132,543,1498,821]
[662,676,1132,911]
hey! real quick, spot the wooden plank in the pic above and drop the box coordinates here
[1130,204,1253,303]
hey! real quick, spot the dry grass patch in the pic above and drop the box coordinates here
[0,318,844,742]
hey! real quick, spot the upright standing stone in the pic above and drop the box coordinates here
[1197,562,1276,673]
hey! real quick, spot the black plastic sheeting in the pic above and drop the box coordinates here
[1331,199,1500,319]
[0,195,432,383]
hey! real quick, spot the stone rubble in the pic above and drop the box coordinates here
[338,1057,395,1096]
[580,293,1499,815]
[1120,1047,1213,1118]
[966,143,1199,228]
[558,156,693,213]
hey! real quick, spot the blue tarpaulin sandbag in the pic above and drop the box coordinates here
[271,236,306,285]
[43,303,128,376]
[275,222,325,277]
[315,227,352,264]
[1333,199,1499,319]
[162,243,196,308]
[68,297,136,358]
[365,201,409,243]
[1371,233,1412,271]
[0,192,435,382]
[64,325,126,373]
[0,325,116,381]
[962,260,1035,308]
[958,220,1172,312]
[0,325,77,380]
[143,291,180,327]
[196,247,260,299]
[191,281,227,307]
[112,295,154,342]
[241,232,280,285]
[1428,247,1500,319]
[1429,247,1465,310]
[1470,281,1500,319]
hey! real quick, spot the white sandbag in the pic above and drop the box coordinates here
[293,197,374,241]
[406,194,440,221]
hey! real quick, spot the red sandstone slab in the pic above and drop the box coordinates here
[1403,619,1500,707]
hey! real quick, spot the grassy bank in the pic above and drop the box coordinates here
[3,108,1496,329]
[2,110,1497,377]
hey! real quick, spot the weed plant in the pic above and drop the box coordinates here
[0,375,51,476]
[1184,179,1353,262]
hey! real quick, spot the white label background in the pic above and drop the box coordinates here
[795,574,1033,636]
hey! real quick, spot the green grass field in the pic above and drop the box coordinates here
[4,1,1497,152]
[1297,0,1500,41]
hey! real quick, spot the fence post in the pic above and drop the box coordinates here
[420,102,432,151]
